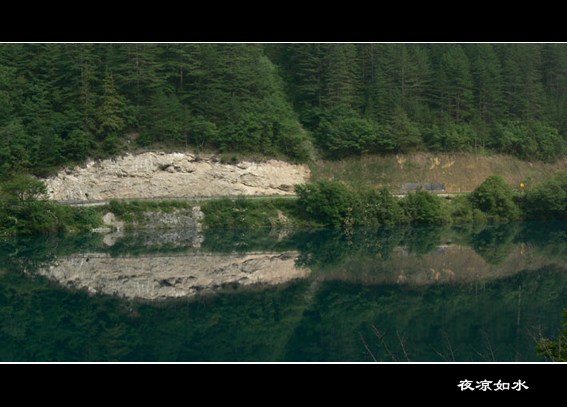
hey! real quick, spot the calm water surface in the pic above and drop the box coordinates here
[1,221,566,362]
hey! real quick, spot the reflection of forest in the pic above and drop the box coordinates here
[1,221,567,362]
[322,244,556,285]
[293,221,567,285]
[1,221,566,299]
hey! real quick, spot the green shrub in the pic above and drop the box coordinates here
[0,174,47,204]
[108,199,127,217]
[0,176,102,236]
[352,186,408,226]
[400,189,446,224]
[491,121,564,162]
[295,180,354,227]
[0,201,57,235]
[469,175,520,222]
[449,194,488,223]
[422,123,476,153]
[314,105,392,157]
[52,204,103,233]
[522,172,567,220]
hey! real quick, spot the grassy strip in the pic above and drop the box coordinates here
[199,197,305,229]
[100,199,197,223]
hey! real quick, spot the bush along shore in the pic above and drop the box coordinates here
[0,175,103,237]
[199,172,567,229]
[2,172,567,237]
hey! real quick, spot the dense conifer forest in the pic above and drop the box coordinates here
[1,43,567,181]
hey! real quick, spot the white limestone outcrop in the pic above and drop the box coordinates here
[44,152,311,201]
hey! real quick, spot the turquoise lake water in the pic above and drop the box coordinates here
[1,221,566,362]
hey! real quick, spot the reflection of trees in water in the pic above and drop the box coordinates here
[291,222,549,270]
[304,266,567,362]
[0,233,104,275]
[520,222,567,260]
[464,222,521,265]
[3,221,567,277]
[2,223,567,362]
[359,325,513,362]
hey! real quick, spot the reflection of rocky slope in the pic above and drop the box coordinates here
[44,152,311,201]
[41,252,309,300]
[318,245,567,285]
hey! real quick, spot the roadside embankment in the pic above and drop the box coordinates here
[43,151,567,203]
[309,152,567,192]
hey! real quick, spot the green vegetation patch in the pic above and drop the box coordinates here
[0,175,102,236]
[104,199,196,222]
[200,197,301,229]
[522,172,567,221]
[291,174,567,229]
[3,170,567,237]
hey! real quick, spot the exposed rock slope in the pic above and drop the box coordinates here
[44,152,311,201]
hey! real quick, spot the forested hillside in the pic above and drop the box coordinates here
[1,43,567,181]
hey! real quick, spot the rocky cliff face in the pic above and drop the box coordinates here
[44,152,311,201]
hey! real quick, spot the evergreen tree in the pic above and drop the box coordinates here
[321,43,358,110]
[0,65,21,126]
[140,89,188,145]
[53,44,100,132]
[0,119,38,178]
[541,44,567,136]
[496,44,546,120]
[371,43,430,123]
[356,43,383,121]
[2,42,567,180]
[434,44,474,123]
[278,43,325,126]
[96,69,126,140]
[387,107,422,152]
[465,43,505,124]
